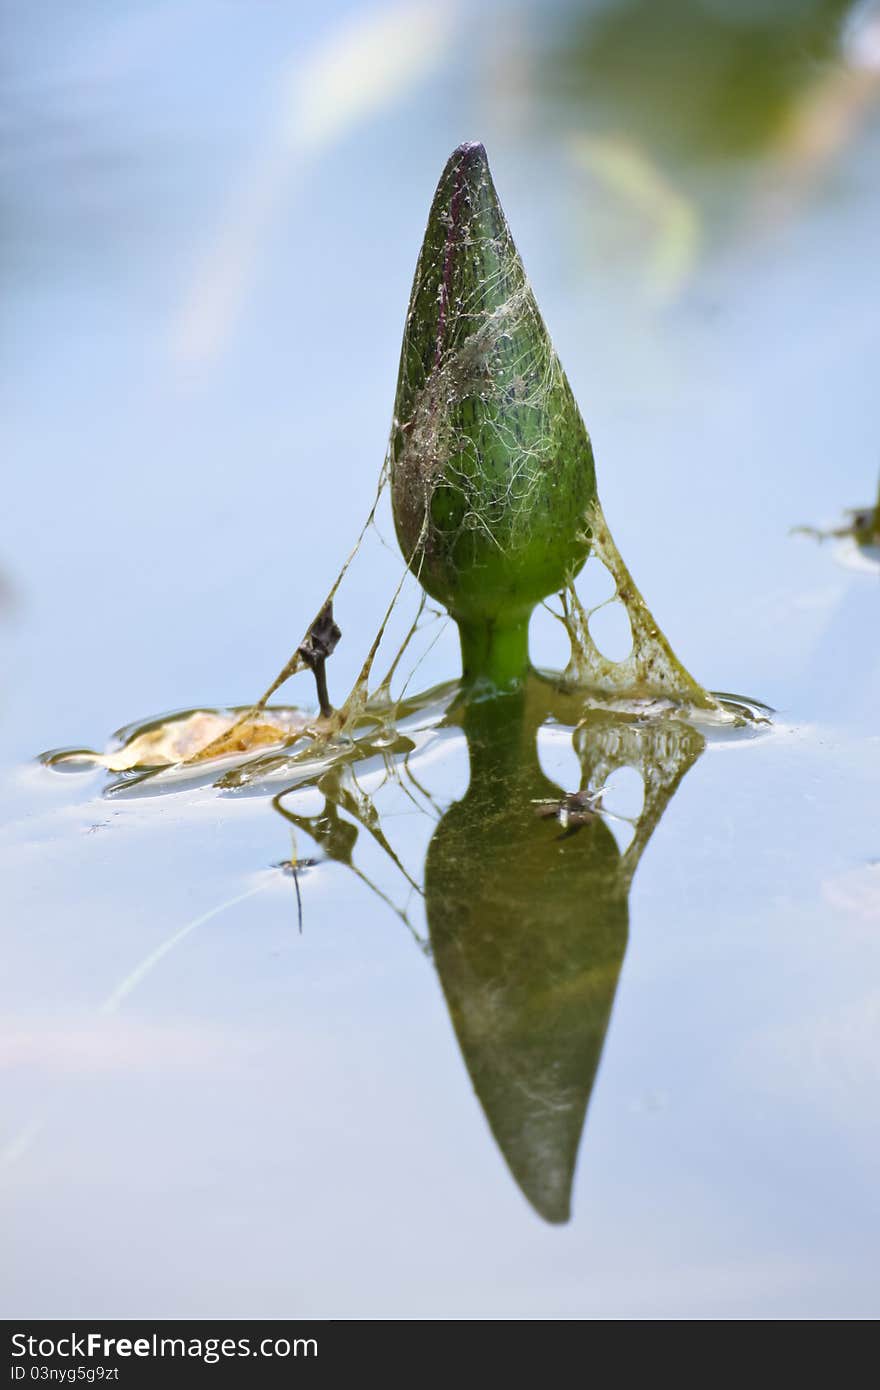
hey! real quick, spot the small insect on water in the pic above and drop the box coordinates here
[274,851,319,933]
[533,789,605,838]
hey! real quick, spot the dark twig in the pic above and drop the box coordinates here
[297,602,342,718]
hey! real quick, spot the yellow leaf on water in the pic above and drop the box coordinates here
[87,709,308,772]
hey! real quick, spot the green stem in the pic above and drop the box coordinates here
[456,612,531,689]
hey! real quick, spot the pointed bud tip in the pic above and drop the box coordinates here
[446,140,489,174]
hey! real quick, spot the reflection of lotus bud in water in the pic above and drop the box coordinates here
[267,670,705,1222]
[390,143,597,687]
[425,685,628,1223]
[424,679,706,1222]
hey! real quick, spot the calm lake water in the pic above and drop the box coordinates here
[2,0,879,1318]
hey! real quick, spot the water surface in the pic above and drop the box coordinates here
[2,0,879,1319]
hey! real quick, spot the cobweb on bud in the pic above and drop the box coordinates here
[550,498,722,715]
[391,274,571,569]
[193,477,729,780]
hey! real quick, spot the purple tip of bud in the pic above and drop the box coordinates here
[446,140,489,177]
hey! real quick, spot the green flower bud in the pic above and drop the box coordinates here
[390,142,597,687]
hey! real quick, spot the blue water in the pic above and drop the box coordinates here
[2,0,879,1318]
